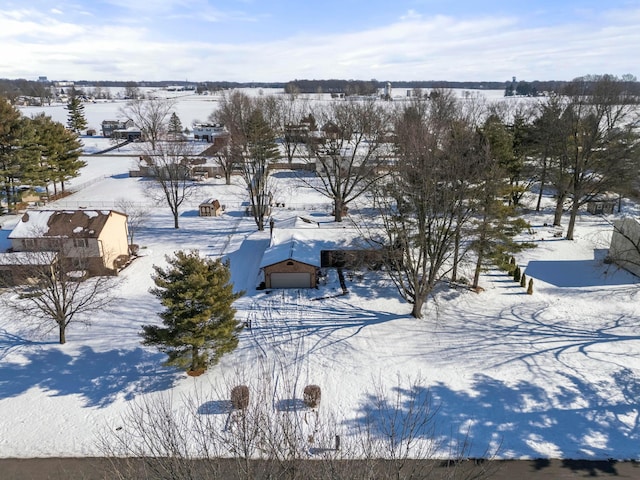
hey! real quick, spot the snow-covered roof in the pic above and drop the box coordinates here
[260,216,375,268]
[8,209,123,239]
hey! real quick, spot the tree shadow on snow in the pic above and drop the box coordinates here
[525,249,639,288]
[198,400,232,415]
[0,346,180,408]
[348,370,640,462]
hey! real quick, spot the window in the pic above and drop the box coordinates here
[73,238,88,248]
[23,238,35,249]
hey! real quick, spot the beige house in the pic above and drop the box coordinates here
[609,217,640,277]
[5,209,130,279]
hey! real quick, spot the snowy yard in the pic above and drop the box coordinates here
[2,94,640,461]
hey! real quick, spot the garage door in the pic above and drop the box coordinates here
[270,272,312,288]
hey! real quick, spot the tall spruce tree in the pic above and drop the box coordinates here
[65,90,87,134]
[167,112,183,140]
[0,99,38,212]
[32,114,84,195]
[142,250,244,372]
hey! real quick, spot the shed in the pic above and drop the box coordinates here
[199,198,223,217]
[587,193,618,215]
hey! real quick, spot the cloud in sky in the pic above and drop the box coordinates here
[0,0,637,82]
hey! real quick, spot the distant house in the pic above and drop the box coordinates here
[112,127,142,141]
[609,217,640,277]
[193,123,227,142]
[101,119,134,137]
[199,198,223,217]
[3,209,130,282]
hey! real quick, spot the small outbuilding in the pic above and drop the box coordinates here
[586,193,618,215]
[199,198,223,217]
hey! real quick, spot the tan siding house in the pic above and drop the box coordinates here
[6,209,130,278]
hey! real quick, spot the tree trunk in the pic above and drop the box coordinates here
[334,198,343,222]
[451,228,460,283]
[536,158,547,212]
[411,298,424,319]
[191,346,199,371]
[59,324,66,344]
[472,252,483,290]
[553,192,565,226]
[173,213,179,229]
[565,200,580,240]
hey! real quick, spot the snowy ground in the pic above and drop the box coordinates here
[2,94,640,461]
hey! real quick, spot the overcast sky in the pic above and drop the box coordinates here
[1,0,638,83]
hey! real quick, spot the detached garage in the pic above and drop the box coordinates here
[260,239,319,289]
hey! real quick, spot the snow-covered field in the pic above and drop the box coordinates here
[2,92,640,461]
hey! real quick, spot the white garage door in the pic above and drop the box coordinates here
[270,272,312,288]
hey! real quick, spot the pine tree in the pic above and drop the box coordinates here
[527,278,534,295]
[167,112,183,140]
[32,114,85,195]
[65,91,87,134]
[520,273,527,288]
[0,99,39,212]
[142,250,244,372]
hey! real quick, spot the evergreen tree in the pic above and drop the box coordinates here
[527,278,534,295]
[167,112,183,140]
[0,98,39,212]
[65,91,87,134]
[32,114,84,195]
[520,273,527,288]
[142,250,244,372]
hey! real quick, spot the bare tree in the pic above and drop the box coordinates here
[142,141,197,229]
[560,75,639,240]
[115,198,150,252]
[98,363,497,480]
[375,93,481,318]
[120,97,176,150]
[243,109,280,230]
[256,93,310,163]
[1,249,115,344]
[306,98,392,222]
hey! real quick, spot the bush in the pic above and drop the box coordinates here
[231,385,249,410]
[513,266,521,282]
[527,279,534,295]
[520,273,526,288]
[303,385,321,409]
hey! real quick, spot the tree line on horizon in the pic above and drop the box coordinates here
[3,75,640,102]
